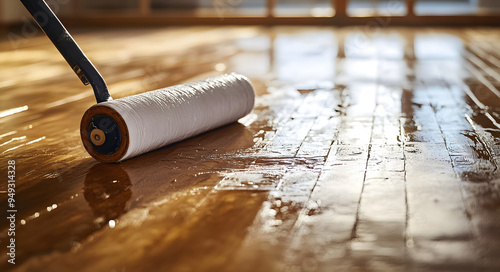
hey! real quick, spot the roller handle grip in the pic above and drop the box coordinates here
[19,0,111,103]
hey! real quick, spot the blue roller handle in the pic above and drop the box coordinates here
[19,0,112,103]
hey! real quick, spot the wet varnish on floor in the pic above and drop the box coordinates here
[1,26,500,271]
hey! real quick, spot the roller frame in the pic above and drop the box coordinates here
[19,0,111,103]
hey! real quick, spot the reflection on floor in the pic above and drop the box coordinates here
[1,26,500,271]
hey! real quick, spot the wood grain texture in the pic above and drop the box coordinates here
[1,26,500,271]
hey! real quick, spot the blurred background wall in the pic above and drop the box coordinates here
[1,0,500,27]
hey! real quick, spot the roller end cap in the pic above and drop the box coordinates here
[80,105,129,163]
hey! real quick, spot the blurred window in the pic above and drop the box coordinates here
[275,0,335,17]
[347,0,407,16]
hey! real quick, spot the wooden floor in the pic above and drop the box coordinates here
[1,26,500,271]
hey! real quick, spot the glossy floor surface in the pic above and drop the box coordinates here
[1,26,500,271]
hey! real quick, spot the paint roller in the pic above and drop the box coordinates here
[20,0,255,163]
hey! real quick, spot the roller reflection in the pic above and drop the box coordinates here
[84,163,132,227]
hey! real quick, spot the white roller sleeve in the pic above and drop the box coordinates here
[101,73,255,161]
